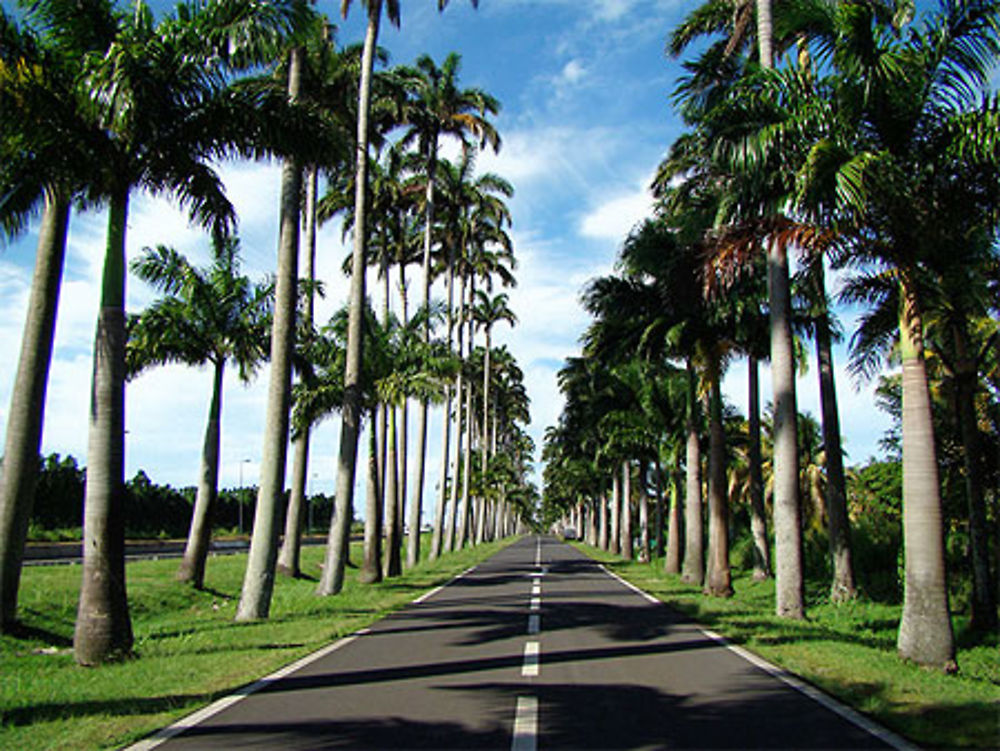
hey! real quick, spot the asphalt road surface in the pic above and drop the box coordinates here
[132,536,909,750]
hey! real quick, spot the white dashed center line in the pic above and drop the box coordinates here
[522,641,540,677]
[511,696,538,751]
[528,614,540,635]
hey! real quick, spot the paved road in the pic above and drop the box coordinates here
[134,536,905,750]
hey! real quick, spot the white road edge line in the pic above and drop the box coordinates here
[125,563,481,751]
[511,696,538,751]
[596,564,917,751]
[522,641,540,677]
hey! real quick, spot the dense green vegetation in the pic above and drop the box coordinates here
[543,0,999,674]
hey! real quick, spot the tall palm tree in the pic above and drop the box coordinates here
[127,237,270,589]
[472,291,517,544]
[398,51,500,564]
[74,0,318,662]
[0,2,114,633]
[318,0,483,597]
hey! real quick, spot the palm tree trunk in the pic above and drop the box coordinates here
[360,417,383,583]
[814,294,856,602]
[318,8,380,596]
[665,462,683,574]
[653,458,665,559]
[748,355,771,580]
[681,362,704,585]
[430,254,456,560]
[237,47,303,618]
[384,405,402,577]
[639,467,650,563]
[177,359,225,588]
[476,331,492,545]
[621,461,633,561]
[444,272,466,554]
[0,190,70,632]
[896,277,956,670]
[768,241,805,619]
[599,488,608,550]
[952,324,997,633]
[610,471,621,556]
[74,189,133,665]
[705,371,733,597]
[755,0,773,67]
[457,376,474,549]
[277,165,319,580]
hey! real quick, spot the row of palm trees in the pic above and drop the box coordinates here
[543,0,999,673]
[0,0,536,665]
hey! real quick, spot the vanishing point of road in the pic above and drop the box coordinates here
[129,536,914,750]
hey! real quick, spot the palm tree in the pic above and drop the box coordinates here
[0,3,113,633]
[318,0,483,597]
[128,237,270,589]
[472,291,517,543]
[397,51,500,564]
[74,0,318,662]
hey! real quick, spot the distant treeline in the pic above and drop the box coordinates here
[21,453,336,539]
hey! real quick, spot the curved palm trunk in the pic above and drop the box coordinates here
[318,9,380,596]
[278,165,319,579]
[237,47,303,619]
[360,417,383,583]
[747,356,771,580]
[814,288,856,602]
[0,191,70,632]
[621,461,633,560]
[177,359,225,588]
[665,462,683,574]
[609,471,621,556]
[705,371,732,597]
[769,241,805,619]
[952,324,996,632]
[74,189,133,665]
[681,362,704,585]
[896,278,956,670]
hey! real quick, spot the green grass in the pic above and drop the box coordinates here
[576,542,1000,750]
[1,537,514,751]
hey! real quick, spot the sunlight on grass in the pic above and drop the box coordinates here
[0,538,514,751]
[577,542,1000,750]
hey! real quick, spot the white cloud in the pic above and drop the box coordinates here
[560,59,586,86]
[579,186,653,241]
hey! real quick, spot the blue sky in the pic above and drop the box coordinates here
[0,0,897,514]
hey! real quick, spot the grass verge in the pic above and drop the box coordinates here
[576,542,999,749]
[1,536,514,751]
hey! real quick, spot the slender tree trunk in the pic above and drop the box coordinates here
[457,373,473,549]
[0,190,70,632]
[681,362,704,585]
[587,498,598,546]
[237,47,303,618]
[896,277,956,670]
[665,463,683,574]
[748,356,771,580]
[444,272,466,553]
[384,405,402,577]
[360,419,383,583]
[430,254,456,560]
[621,461,633,561]
[768,240,805,619]
[653,458,665,559]
[705,371,733,597]
[756,0,773,68]
[639,466,650,563]
[74,189,133,665]
[318,9,380,596]
[952,324,997,633]
[599,489,609,550]
[814,282,856,602]
[178,360,225,588]
[476,331,493,545]
[610,471,621,556]
[278,165,319,579]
